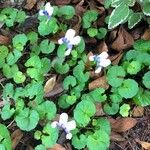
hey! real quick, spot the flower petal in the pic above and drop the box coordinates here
[51,121,58,128]
[99,51,109,59]
[70,36,81,45]
[100,59,111,67]
[59,113,68,125]
[65,29,76,40]
[89,56,95,61]
[65,49,72,56]
[66,133,72,139]
[65,120,76,131]
[95,66,102,73]
[58,38,64,44]
[39,10,44,16]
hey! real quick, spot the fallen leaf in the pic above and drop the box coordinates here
[111,27,134,52]
[135,139,150,150]
[48,144,66,150]
[24,0,37,10]
[44,76,57,94]
[44,83,64,98]
[54,0,71,5]
[95,103,105,116]
[0,35,10,45]
[132,106,144,117]
[97,41,108,53]
[110,52,123,65]
[110,118,137,133]
[141,28,150,40]
[110,131,125,142]
[11,129,23,150]
[88,76,109,90]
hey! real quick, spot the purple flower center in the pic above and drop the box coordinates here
[62,37,73,50]
[43,10,51,19]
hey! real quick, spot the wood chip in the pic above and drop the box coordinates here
[110,131,125,142]
[132,106,144,117]
[0,35,10,45]
[95,103,105,116]
[141,28,150,40]
[48,144,66,150]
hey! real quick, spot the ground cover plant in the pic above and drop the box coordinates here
[0,0,150,150]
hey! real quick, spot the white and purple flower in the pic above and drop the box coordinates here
[39,2,53,19]
[51,113,76,140]
[58,29,81,56]
[89,51,111,73]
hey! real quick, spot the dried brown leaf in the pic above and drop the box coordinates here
[110,131,125,142]
[44,76,56,94]
[95,103,105,116]
[11,129,23,150]
[111,27,134,52]
[132,106,144,117]
[54,0,71,5]
[141,28,150,40]
[48,144,66,150]
[110,118,137,133]
[88,76,109,90]
[0,35,10,45]
[24,0,37,10]
[136,139,150,150]
[97,41,108,53]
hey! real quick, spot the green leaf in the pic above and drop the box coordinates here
[83,10,99,28]
[87,28,98,37]
[89,88,107,102]
[107,66,126,87]
[108,4,129,29]
[41,124,58,148]
[57,44,66,58]
[72,134,87,149]
[97,28,107,39]
[133,88,150,106]
[58,94,71,109]
[134,40,150,53]
[57,6,75,19]
[16,10,26,23]
[73,61,89,83]
[143,2,150,16]
[66,95,77,105]
[39,40,55,54]
[128,12,142,29]
[36,101,56,120]
[27,32,38,44]
[126,61,141,75]
[143,71,150,89]
[119,104,130,117]
[92,118,111,135]
[53,58,69,74]
[0,46,8,60]
[118,79,139,98]
[74,100,96,127]
[0,124,12,150]
[1,103,15,120]
[15,108,39,131]
[104,103,119,115]
[110,93,122,103]
[6,50,22,65]
[38,18,58,36]
[35,144,46,150]
[63,76,77,90]
[13,71,26,83]
[87,129,110,150]
[25,55,42,68]
[12,34,28,51]
[41,57,51,74]
[2,83,14,101]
